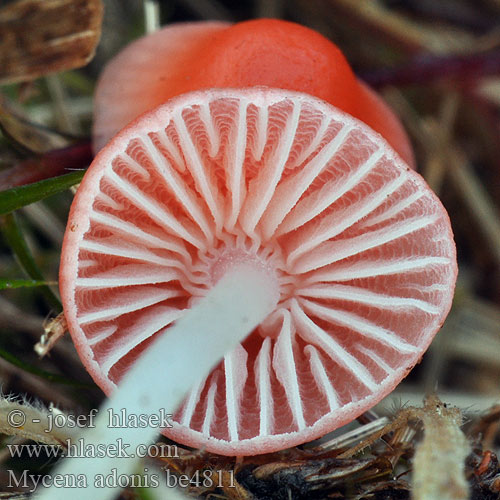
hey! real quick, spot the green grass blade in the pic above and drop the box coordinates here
[0,278,57,290]
[0,347,94,388]
[1,212,61,311]
[0,170,84,215]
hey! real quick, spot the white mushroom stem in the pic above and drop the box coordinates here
[36,263,279,500]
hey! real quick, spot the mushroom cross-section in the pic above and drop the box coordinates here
[60,87,457,456]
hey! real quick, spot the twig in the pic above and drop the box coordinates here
[312,417,391,452]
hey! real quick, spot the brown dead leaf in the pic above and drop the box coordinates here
[0,0,103,84]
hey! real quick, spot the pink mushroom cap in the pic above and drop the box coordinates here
[61,86,456,455]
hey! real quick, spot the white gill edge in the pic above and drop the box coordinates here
[88,325,117,346]
[199,100,220,158]
[261,123,353,241]
[180,376,206,427]
[308,256,451,284]
[290,299,378,391]
[77,288,180,325]
[142,134,215,245]
[293,215,439,274]
[224,344,248,442]
[75,268,179,289]
[153,128,186,171]
[226,99,248,231]
[78,242,206,292]
[272,310,306,430]
[356,344,395,377]
[304,345,340,411]
[298,283,440,314]
[401,282,450,294]
[100,307,183,376]
[252,104,268,161]
[119,152,151,180]
[36,264,279,500]
[240,101,302,235]
[173,109,223,234]
[77,259,97,269]
[105,168,207,250]
[98,191,123,211]
[89,209,192,264]
[255,337,272,436]
[202,379,218,436]
[287,171,407,266]
[79,238,177,268]
[357,189,425,229]
[290,113,330,168]
[275,146,384,239]
[300,298,419,354]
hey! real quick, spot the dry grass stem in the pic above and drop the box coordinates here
[447,147,500,267]
[45,75,82,135]
[313,417,391,452]
[326,0,477,54]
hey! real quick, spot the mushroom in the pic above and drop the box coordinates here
[40,85,456,499]
[93,19,415,168]
[39,19,456,499]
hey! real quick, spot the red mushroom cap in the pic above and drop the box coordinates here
[93,19,415,167]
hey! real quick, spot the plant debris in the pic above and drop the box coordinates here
[0,0,103,85]
[153,396,500,499]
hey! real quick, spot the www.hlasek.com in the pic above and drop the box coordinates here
[7,439,180,459]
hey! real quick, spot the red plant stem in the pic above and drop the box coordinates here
[0,141,92,191]
[360,49,500,89]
